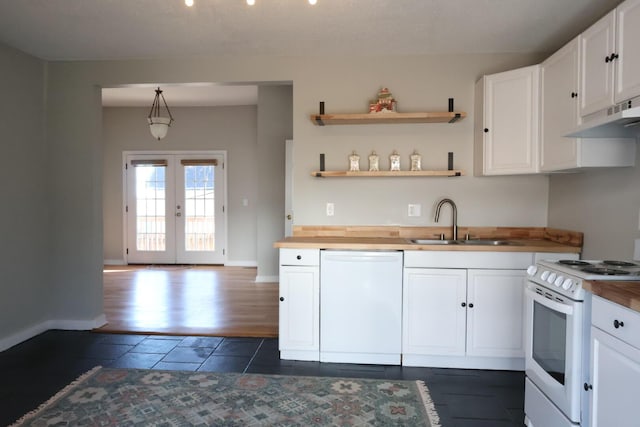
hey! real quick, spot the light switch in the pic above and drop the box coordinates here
[408,204,422,217]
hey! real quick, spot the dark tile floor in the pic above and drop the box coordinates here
[0,330,525,426]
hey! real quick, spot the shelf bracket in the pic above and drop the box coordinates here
[448,113,461,123]
[315,101,326,126]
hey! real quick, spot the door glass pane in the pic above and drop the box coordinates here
[184,165,215,251]
[532,301,567,385]
[135,165,166,251]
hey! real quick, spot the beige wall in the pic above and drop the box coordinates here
[256,86,293,280]
[102,105,260,265]
[292,55,549,227]
[0,43,49,342]
[44,52,549,326]
[548,144,640,259]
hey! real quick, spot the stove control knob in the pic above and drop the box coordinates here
[526,265,538,276]
[554,276,565,287]
[547,272,557,284]
[562,278,574,290]
[541,271,550,281]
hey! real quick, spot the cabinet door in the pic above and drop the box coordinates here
[580,10,616,116]
[278,265,319,357]
[466,269,525,358]
[477,66,539,175]
[589,327,640,427]
[540,38,581,172]
[615,0,640,103]
[402,268,467,356]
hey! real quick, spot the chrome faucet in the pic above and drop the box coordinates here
[434,198,458,240]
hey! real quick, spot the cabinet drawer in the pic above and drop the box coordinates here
[592,295,640,350]
[280,248,320,266]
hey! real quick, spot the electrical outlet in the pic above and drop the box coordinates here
[408,204,421,217]
[326,202,335,216]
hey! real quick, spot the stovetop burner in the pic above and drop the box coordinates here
[558,260,593,266]
[581,267,631,275]
[602,260,638,267]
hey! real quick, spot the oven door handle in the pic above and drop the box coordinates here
[525,287,574,315]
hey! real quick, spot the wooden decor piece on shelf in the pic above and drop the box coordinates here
[311,98,466,126]
[311,170,464,177]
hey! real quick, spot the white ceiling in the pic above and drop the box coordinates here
[0,0,622,106]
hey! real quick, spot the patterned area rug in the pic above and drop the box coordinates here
[12,367,440,426]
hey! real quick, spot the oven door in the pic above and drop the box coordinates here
[524,283,583,423]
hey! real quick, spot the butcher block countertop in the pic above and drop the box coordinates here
[584,281,640,314]
[274,226,582,253]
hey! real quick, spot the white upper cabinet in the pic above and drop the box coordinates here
[474,65,540,176]
[580,0,640,117]
[541,37,636,171]
[615,0,640,104]
[580,10,616,117]
[541,37,581,171]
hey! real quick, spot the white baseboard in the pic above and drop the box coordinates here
[402,354,524,370]
[104,260,258,267]
[225,260,258,267]
[49,314,107,331]
[255,275,279,283]
[0,322,50,352]
[0,314,108,352]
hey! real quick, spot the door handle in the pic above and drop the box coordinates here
[287,214,292,220]
[176,212,182,217]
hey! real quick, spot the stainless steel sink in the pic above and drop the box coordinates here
[410,239,462,245]
[461,239,522,246]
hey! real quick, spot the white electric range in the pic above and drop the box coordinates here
[524,259,640,427]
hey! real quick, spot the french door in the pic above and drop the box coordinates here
[125,152,226,264]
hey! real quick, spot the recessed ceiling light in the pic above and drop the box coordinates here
[246,0,318,5]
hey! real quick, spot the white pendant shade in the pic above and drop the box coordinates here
[148,117,172,140]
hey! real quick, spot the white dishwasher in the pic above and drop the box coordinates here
[320,250,403,365]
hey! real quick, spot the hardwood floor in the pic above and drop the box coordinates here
[99,265,278,337]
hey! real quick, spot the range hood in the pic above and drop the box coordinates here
[566,105,640,138]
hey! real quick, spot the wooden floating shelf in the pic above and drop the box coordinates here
[312,170,464,178]
[310,111,466,126]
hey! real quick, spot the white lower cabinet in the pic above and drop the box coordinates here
[587,296,640,427]
[466,269,525,358]
[403,268,467,357]
[278,249,319,361]
[402,264,525,369]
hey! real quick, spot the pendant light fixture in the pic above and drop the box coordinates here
[147,87,174,140]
